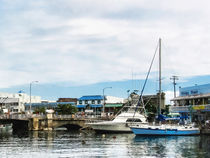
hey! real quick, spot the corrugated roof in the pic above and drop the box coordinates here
[78,95,104,101]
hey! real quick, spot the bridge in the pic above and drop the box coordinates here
[0,114,103,131]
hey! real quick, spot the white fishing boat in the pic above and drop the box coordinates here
[130,38,200,136]
[87,111,147,133]
[87,94,148,133]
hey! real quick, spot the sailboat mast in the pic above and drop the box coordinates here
[158,38,161,115]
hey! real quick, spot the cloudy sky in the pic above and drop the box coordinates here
[1,0,210,102]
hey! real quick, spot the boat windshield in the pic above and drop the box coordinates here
[126,118,142,122]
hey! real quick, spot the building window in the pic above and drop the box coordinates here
[85,100,88,104]
[79,100,82,104]
[13,109,18,112]
[92,100,95,104]
[207,98,210,104]
[191,90,198,95]
[13,103,18,106]
[97,100,101,104]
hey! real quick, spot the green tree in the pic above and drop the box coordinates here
[34,107,46,114]
[55,104,77,115]
[162,104,170,115]
[145,103,157,122]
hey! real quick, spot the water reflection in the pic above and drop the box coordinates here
[133,135,209,158]
[199,135,210,156]
[0,130,209,157]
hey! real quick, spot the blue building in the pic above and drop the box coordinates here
[77,95,124,115]
[170,83,210,121]
[77,95,104,114]
[180,84,210,97]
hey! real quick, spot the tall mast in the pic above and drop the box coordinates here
[158,38,161,115]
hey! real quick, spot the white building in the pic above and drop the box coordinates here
[0,92,41,113]
[106,96,125,104]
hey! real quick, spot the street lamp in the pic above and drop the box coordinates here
[30,81,38,114]
[102,87,112,116]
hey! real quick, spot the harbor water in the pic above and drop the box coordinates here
[0,130,209,158]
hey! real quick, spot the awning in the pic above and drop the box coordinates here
[77,105,86,108]
[90,104,102,108]
[105,103,123,107]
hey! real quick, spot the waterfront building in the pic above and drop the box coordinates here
[0,91,41,113]
[142,93,165,109]
[104,96,125,114]
[128,92,166,111]
[77,95,125,116]
[170,83,210,121]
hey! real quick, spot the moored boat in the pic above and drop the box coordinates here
[131,123,200,136]
[87,111,147,133]
[0,124,12,134]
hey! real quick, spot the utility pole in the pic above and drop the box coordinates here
[30,81,39,114]
[170,76,179,98]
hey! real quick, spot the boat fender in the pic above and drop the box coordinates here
[102,134,106,138]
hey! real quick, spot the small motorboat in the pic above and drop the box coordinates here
[0,124,13,134]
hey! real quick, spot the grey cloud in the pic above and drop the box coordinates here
[1,0,210,88]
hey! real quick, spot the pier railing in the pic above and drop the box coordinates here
[0,114,46,120]
[0,113,112,121]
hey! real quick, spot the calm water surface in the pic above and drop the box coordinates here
[0,130,209,158]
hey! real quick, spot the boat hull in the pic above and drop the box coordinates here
[89,122,132,133]
[131,127,200,136]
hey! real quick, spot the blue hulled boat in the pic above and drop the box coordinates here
[130,124,200,136]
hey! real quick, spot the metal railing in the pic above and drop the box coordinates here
[53,115,73,119]
[0,113,109,120]
[0,114,46,120]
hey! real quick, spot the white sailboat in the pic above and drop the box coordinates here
[130,38,200,136]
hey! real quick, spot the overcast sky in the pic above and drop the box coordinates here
[1,0,210,102]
